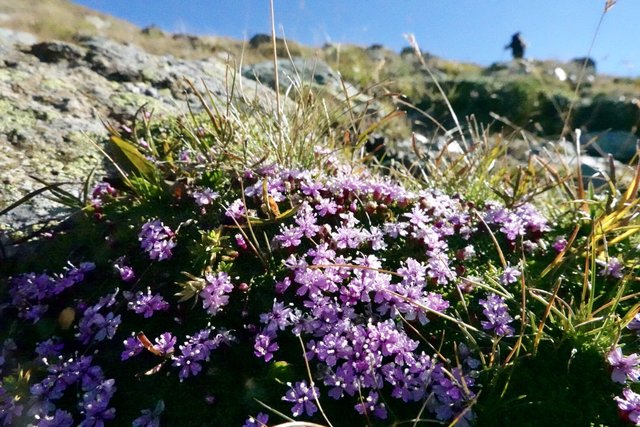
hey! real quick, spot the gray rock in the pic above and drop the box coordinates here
[0,27,38,46]
[243,57,336,88]
[571,56,597,72]
[581,131,638,163]
[249,33,283,48]
[141,25,165,36]
[561,151,634,189]
[80,36,154,82]
[242,57,369,108]
[29,41,86,63]
[0,36,280,232]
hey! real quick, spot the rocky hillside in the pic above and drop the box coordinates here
[0,35,283,231]
[1,0,638,233]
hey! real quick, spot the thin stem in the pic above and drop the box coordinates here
[297,336,334,427]
[269,0,281,118]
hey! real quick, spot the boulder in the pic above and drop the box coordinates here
[0,36,279,232]
[560,150,635,190]
[248,33,272,47]
[244,57,337,88]
[0,28,37,45]
[571,56,597,72]
[242,57,368,107]
[29,41,86,63]
[581,131,638,163]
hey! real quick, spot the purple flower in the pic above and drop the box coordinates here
[244,174,284,201]
[154,333,177,355]
[254,333,279,362]
[500,214,525,241]
[483,202,549,241]
[426,250,456,285]
[478,294,514,337]
[121,336,144,361]
[171,328,235,381]
[607,346,640,383]
[282,381,319,417]
[243,412,269,427]
[615,388,640,424]
[315,197,338,216]
[260,300,297,333]
[200,272,234,316]
[412,224,444,250]
[172,345,205,380]
[35,338,64,361]
[91,182,117,199]
[459,245,476,260]
[515,203,549,234]
[127,288,170,318]
[275,225,304,248]
[114,258,135,282]
[404,205,431,226]
[482,203,508,224]
[383,221,409,238]
[354,391,388,419]
[0,384,23,426]
[69,262,95,279]
[30,356,104,404]
[598,257,624,279]
[138,219,176,261]
[79,378,116,426]
[178,149,190,162]
[294,203,321,238]
[307,243,336,265]
[235,233,248,250]
[628,314,640,333]
[192,188,219,206]
[458,343,481,370]
[552,237,567,252]
[132,400,164,427]
[423,292,450,314]
[225,199,246,220]
[76,291,121,344]
[118,265,135,282]
[367,226,387,251]
[398,258,426,286]
[331,223,367,249]
[90,182,117,207]
[500,265,521,285]
[301,179,324,197]
[35,409,74,427]
[9,263,94,322]
[430,365,476,423]
[274,277,292,294]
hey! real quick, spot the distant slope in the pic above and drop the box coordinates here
[0,0,142,44]
[1,0,638,144]
[0,0,313,62]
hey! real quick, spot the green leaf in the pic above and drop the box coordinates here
[267,360,295,382]
[0,180,77,217]
[110,135,157,181]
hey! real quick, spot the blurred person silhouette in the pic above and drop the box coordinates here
[505,32,526,59]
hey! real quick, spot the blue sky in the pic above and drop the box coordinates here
[73,0,638,77]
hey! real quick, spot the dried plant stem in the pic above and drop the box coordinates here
[269,0,281,118]
[405,33,467,147]
[561,7,610,138]
[297,336,334,427]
